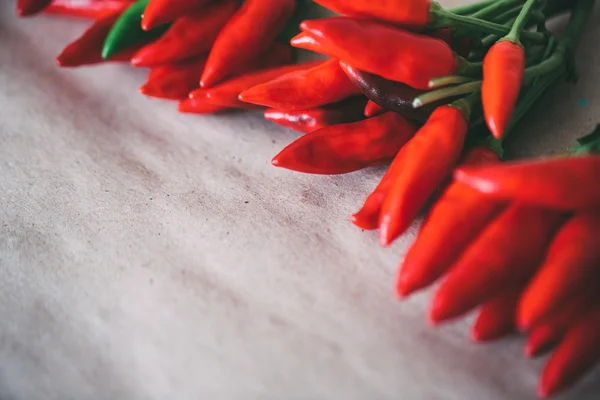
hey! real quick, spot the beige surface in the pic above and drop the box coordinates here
[0,1,599,399]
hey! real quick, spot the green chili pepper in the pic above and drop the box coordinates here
[102,0,169,60]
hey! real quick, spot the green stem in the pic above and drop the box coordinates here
[471,0,520,19]
[492,5,523,25]
[451,92,481,121]
[413,81,482,108]
[428,75,476,89]
[431,3,547,44]
[505,0,540,43]
[449,0,502,16]
[562,0,595,51]
[522,46,565,83]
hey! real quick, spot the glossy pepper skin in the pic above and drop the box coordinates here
[312,0,430,29]
[455,155,600,211]
[294,18,458,90]
[141,0,214,31]
[339,62,436,123]
[517,211,600,330]
[539,304,600,398]
[397,147,504,297]
[190,61,322,108]
[45,0,131,19]
[131,1,239,67]
[272,112,418,175]
[378,106,468,246]
[264,97,367,134]
[200,0,296,88]
[56,10,143,68]
[102,0,170,60]
[482,40,525,139]
[239,58,361,111]
[429,205,566,324]
[178,99,228,115]
[16,0,53,16]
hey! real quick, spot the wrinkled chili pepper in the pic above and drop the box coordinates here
[455,155,600,211]
[264,97,367,134]
[178,99,229,114]
[482,40,525,139]
[364,101,386,117]
[272,112,418,175]
[472,289,520,342]
[429,205,566,324]
[17,0,53,16]
[397,146,504,297]
[517,211,600,330]
[131,1,239,67]
[200,0,296,88]
[102,0,170,60]
[539,304,600,398]
[45,0,130,19]
[293,18,458,90]
[142,0,214,31]
[141,42,292,100]
[190,61,322,108]
[56,10,144,68]
[339,62,438,123]
[378,105,468,246]
[239,58,361,110]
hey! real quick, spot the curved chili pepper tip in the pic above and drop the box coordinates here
[525,326,558,359]
[16,0,53,16]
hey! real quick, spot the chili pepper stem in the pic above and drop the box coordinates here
[449,0,502,16]
[450,92,479,121]
[428,75,476,89]
[504,0,540,44]
[413,81,482,109]
[470,0,520,19]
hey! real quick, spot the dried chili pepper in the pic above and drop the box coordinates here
[293,18,459,90]
[141,0,214,31]
[264,97,367,134]
[364,101,386,117]
[272,112,418,175]
[378,105,468,246]
[517,211,600,330]
[397,146,504,297]
[190,61,322,108]
[539,304,600,398]
[200,0,296,88]
[482,40,525,139]
[16,0,52,16]
[102,0,169,60]
[472,290,520,342]
[178,99,228,114]
[45,0,130,19]
[131,1,239,67]
[239,58,362,110]
[429,205,566,324]
[339,62,438,123]
[56,10,144,68]
[455,155,600,211]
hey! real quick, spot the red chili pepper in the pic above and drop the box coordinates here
[190,61,322,108]
[525,290,597,358]
[472,289,520,342]
[364,101,386,117]
[517,211,600,330]
[17,0,53,16]
[178,99,228,114]
[312,0,430,29]
[293,18,458,90]
[429,205,566,324]
[397,146,503,297]
[454,155,600,211]
[45,0,130,19]
[238,58,362,110]
[482,40,525,139]
[141,42,292,101]
[429,27,472,58]
[539,304,600,398]
[264,97,367,134]
[378,105,468,246]
[56,10,144,68]
[200,0,296,88]
[141,0,214,31]
[272,112,418,175]
[131,1,239,67]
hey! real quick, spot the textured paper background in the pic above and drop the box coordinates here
[1,1,599,399]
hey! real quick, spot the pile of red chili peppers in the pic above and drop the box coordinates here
[17,0,600,397]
